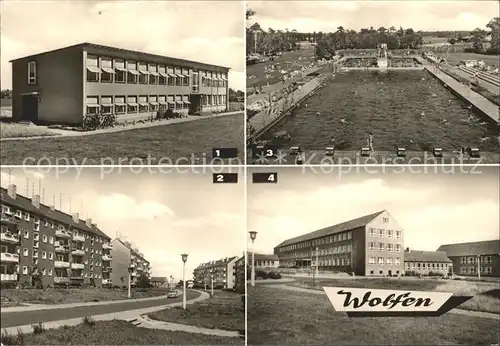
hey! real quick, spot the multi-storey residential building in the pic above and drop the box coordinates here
[274,210,405,276]
[110,239,151,287]
[10,42,230,125]
[403,248,452,276]
[437,240,500,277]
[193,256,239,289]
[1,185,111,287]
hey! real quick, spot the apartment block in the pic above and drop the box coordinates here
[274,210,405,276]
[403,248,452,276]
[110,239,151,287]
[193,256,239,289]
[1,185,112,287]
[437,240,500,277]
[10,42,231,125]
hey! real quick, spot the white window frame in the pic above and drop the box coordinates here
[28,61,37,84]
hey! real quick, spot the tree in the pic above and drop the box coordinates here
[315,38,336,60]
[471,28,487,52]
[136,273,152,288]
[486,17,500,52]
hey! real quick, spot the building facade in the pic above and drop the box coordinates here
[110,239,151,287]
[248,252,279,269]
[1,185,112,287]
[193,256,239,289]
[437,240,500,277]
[10,42,230,125]
[274,210,405,276]
[403,248,452,276]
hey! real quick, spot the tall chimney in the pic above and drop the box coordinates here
[31,195,40,208]
[7,184,17,199]
[72,213,79,223]
[86,218,92,228]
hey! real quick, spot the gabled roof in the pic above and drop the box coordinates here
[1,187,110,240]
[404,250,452,263]
[437,240,500,257]
[9,42,230,71]
[193,256,239,271]
[275,210,386,248]
[245,252,279,261]
[112,238,149,264]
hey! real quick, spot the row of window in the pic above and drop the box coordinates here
[2,205,107,244]
[316,257,351,266]
[460,256,493,264]
[368,257,402,265]
[368,243,403,252]
[283,244,353,259]
[405,262,450,269]
[280,231,353,252]
[460,266,493,274]
[85,55,227,88]
[13,265,106,278]
[85,94,226,115]
[2,247,105,267]
[253,260,278,267]
[368,228,403,239]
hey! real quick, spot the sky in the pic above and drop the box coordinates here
[247,0,499,33]
[247,166,499,255]
[0,0,245,91]
[0,167,245,281]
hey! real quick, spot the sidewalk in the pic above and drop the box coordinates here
[1,290,209,335]
[1,111,243,141]
[1,293,170,313]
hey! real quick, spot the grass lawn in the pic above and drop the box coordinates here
[0,113,244,165]
[149,290,244,332]
[247,49,316,89]
[248,285,500,345]
[289,277,500,314]
[446,52,500,68]
[0,287,170,305]
[1,123,58,139]
[0,319,243,345]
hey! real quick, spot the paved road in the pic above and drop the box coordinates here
[1,290,199,328]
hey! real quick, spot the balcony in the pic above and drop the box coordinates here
[1,213,18,225]
[70,275,84,280]
[71,263,84,269]
[1,252,19,263]
[55,244,70,253]
[0,273,18,281]
[102,254,112,261]
[72,249,85,256]
[54,261,70,268]
[130,263,136,268]
[102,267,111,272]
[72,234,85,242]
[131,271,137,277]
[55,229,71,238]
[102,279,110,285]
[1,232,20,244]
[54,277,70,283]
[102,243,113,250]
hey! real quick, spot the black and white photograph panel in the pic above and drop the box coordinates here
[0,167,245,345]
[0,0,245,166]
[247,166,500,345]
[246,1,500,165]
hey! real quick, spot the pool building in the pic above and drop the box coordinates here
[9,42,230,125]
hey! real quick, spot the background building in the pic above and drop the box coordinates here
[193,256,239,289]
[1,184,111,287]
[10,42,230,125]
[274,210,405,276]
[403,248,452,276]
[437,240,500,277]
[247,252,279,269]
[110,239,152,287]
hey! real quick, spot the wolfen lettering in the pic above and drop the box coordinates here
[337,290,433,310]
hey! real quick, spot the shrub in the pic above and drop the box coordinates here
[268,272,282,280]
[405,270,420,277]
[82,316,96,326]
[32,322,45,334]
[81,112,117,131]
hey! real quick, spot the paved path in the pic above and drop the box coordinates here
[1,111,242,141]
[266,284,500,320]
[425,66,499,123]
[447,66,500,96]
[137,314,240,337]
[1,290,200,328]
[1,293,171,313]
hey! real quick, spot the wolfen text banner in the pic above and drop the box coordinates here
[323,286,473,317]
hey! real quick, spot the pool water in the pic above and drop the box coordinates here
[263,70,500,152]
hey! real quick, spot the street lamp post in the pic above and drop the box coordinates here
[127,266,133,299]
[249,231,258,287]
[181,253,188,309]
[210,269,214,297]
[477,254,481,280]
[315,247,319,278]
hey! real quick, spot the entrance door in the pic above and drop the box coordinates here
[22,95,38,122]
[189,95,202,115]
[388,270,392,277]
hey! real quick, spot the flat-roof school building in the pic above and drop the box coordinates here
[274,210,405,276]
[10,43,230,125]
